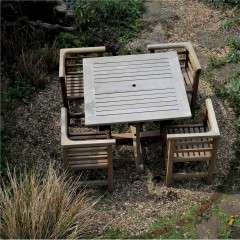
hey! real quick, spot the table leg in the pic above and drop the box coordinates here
[130,124,144,172]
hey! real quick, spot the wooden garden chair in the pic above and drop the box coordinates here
[59,46,106,121]
[147,42,201,110]
[163,98,220,186]
[61,107,116,191]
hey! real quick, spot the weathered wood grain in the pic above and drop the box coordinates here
[84,51,191,126]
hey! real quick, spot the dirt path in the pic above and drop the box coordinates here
[7,0,238,237]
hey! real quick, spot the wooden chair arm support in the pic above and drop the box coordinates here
[166,98,220,140]
[61,107,116,147]
[147,42,201,71]
[62,138,116,148]
[205,98,220,136]
[167,131,220,140]
[59,46,106,77]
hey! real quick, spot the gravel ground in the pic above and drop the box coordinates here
[6,0,238,236]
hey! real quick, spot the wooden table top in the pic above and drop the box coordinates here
[83,51,191,126]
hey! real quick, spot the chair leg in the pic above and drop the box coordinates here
[207,156,216,184]
[165,157,173,187]
[107,146,113,192]
[130,124,144,172]
[207,140,218,184]
[165,140,174,187]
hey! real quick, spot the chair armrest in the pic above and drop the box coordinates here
[59,46,106,78]
[167,131,220,140]
[166,98,220,140]
[147,42,201,71]
[205,98,220,136]
[61,107,116,147]
[59,49,65,78]
[62,138,116,148]
[147,42,189,51]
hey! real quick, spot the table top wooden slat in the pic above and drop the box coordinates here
[83,51,191,126]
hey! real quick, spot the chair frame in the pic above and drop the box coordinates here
[59,46,106,119]
[147,42,201,110]
[61,107,116,191]
[164,99,220,186]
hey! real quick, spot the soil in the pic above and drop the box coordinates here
[6,0,239,237]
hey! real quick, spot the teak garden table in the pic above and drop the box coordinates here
[83,51,191,171]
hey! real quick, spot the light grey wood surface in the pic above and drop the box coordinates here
[83,51,191,126]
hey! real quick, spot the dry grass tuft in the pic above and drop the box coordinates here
[0,165,97,239]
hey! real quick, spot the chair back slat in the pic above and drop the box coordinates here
[59,47,106,121]
[61,106,114,191]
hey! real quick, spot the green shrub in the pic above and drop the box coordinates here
[226,37,240,63]
[2,17,58,102]
[55,32,82,48]
[1,45,58,111]
[0,165,97,239]
[208,0,240,6]
[222,15,240,30]
[208,37,240,70]
[74,0,144,49]
[208,56,227,69]
[228,72,240,114]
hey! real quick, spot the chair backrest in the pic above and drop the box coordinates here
[59,47,106,111]
[61,107,115,167]
[147,42,201,109]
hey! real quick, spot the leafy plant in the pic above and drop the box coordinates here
[74,0,144,50]
[226,37,240,63]
[222,15,240,30]
[102,228,129,239]
[208,56,227,69]
[208,37,240,70]
[228,72,240,114]
[0,165,97,239]
[207,0,240,6]
[55,32,82,48]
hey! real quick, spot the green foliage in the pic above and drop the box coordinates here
[208,56,227,69]
[222,15,240,30]
[208,0,240,6]
[55,32,82,48]
[204,8,240,192]
[74,0,144,48]
[2,80,33,106]
[228,72,240,113]
[226,37,240,63]
[235,119,240,163]
[207,70,240,191]
[208,37,240,70]
[102,228,129,239]
[139,207,198,239]
[2,16,59,102]
[1,48,58,113]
